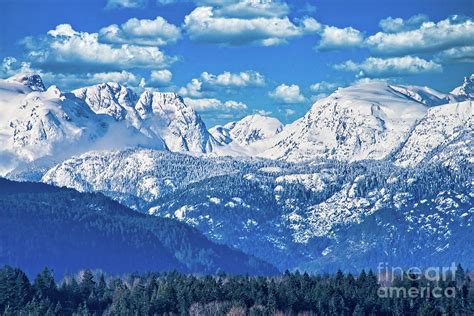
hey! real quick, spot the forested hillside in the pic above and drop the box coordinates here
[0,178,277,277]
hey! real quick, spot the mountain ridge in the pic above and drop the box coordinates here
[0,177,278,277]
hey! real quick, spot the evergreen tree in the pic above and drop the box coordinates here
[33,267,58,301]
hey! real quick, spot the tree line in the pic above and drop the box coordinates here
[0,265,472,315]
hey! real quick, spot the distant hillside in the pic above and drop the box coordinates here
[0,178,277,277]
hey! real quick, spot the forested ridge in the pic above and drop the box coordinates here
[0,178,277,277]
[0,265,473,315]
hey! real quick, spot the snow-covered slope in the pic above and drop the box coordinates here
[256,79,473,165]
[450,74,474,101]
[210,114,283,146]
[208,114,283,156]
[40,148,472,271]
[41,148,248,209]
[0,74,168,174]
[388,84,448,106]
[73,83,217,153]
[0,75,109,170]
[393,101,473,167]
[5,73,46,92]
[259,82,430,162]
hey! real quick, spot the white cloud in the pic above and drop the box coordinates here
[23,24,176,72]
[99,17,181,46]
[310,93,328,102]
[183,97,247,111]
[309,81,340,101]
[436,46,474,63]
[200,70,265,87]
[366,16,474,55]
[178,78,203,97]
[255,109,272,116]
[213,0,290,19]
[317,25,364,50]
[183,6,320,46]
[309,81,339,92]
[284,108,296,116]
[378,14,429,33]
[269,84,305,103]
[159,0,289,18]
[106,0,147,9]
[0,57,34,78]
[150,69,173,85]
[0,57,146,90]
[352,77,389,85]
[43,71,145,90]
[178,70,265,98]
[334,56,442,78]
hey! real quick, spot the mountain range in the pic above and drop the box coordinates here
[1,72,473,273]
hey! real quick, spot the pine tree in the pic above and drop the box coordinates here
[33,267,57,301]
[80,269,96,299]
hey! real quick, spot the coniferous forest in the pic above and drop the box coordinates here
[0,265,473,315]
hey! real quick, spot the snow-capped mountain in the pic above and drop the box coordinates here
[392,100,473,167]
[210,114,283,146]
[259,82,430,162]
[0,74,168,174]
[73,83,217,153]
[0,74,224,174]
[450,74,474,101]
[5,73,46,92]
[257,80,473,165]
[0,74,109,171]
[41,148,248,209]
[388,84,448,106]
[39,147,472,271]
[4,72,474,272]
[209,114,283,156]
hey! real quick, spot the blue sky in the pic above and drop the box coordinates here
[1,0,473,126]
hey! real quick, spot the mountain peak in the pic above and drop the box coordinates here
[451,74,474,100]
[6,73,46,92]
[210,114,283,147]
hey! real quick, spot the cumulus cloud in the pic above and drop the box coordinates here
[178,78,203,97]
[85,71,142,85]
[317,26,364,50]
[436,46,474,63]
[378,14,429,33]
[99,17,181,46]
[0,55,151,91]
[334,56,442,78]
[309,81,339,100]
[309,81,339,93]
[269,84,305,103]
[42,71,145,90]
[283,108,296,116]
[149,69,173,86]
[183,6,320,46]
[0,57,34,78]
[183,97,247,111]
[310,93,328,102]
[178,70,265,97]
[255,109,272,116]
[23,24,176,72]
[200,70,265,87]
[159,0,290,18]
[366,16,474,56]
[213,0,290,19]
[106,0,147,9]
